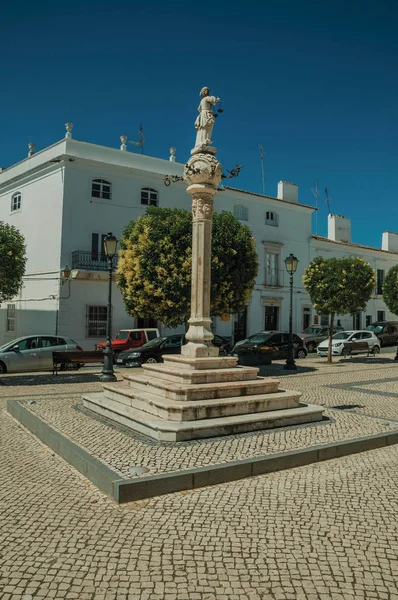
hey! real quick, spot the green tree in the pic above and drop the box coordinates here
[382,265,398,316]
[303,256,375,362]
[0,222,26,302]
[117,207,258,328]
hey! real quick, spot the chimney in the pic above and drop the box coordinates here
[65,123,73,139]
[277,181,298,203]
[120,135,128,151]
[328,214,351,243]
[382,231,398,252]
[169,147,176,162]
[28,142,35,157]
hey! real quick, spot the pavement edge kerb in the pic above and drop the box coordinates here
[8,399,398,504]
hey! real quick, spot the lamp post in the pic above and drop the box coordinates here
[100,233,118,382]
[284,253,299,371]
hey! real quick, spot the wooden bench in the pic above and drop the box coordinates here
[52,351,104,375]
[343,341,372,357]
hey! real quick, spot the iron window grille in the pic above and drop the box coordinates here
[86,306,108,338]
[6,304,16,332]
[233,205,248,221]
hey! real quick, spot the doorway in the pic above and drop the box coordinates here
[352,312,361,330]
[137,317,158,329]
[302,307,311,331]
[233,309,247,343]
[264,306,279,331]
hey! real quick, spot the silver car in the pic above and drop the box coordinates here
[0,335,81,373]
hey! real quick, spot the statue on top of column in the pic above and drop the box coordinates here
[193,87,220,152]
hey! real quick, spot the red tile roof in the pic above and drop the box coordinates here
[222,185,316,211]
[311,235,398,256]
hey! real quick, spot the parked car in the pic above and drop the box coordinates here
[116,333,232,366]
[95,328,160,357]
[365,321,398,347]
[300,325,344,353]
[316,330,380,357]
[232,331,307,365]
[0,335,82,373]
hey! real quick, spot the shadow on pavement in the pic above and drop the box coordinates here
[340,357,397,365]
[257,364,317,377]
[0,372,103,386]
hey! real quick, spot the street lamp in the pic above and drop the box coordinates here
[284,253,299,371]
[100,232,118,382]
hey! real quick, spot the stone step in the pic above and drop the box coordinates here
[124,374,280,401]
[102,382,301,422]
[83,392,324,442]
[141,362,259,385]
[162,355,238,370]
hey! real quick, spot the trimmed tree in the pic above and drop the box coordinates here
[382,265,398,317]
[117,206,258,329]
[0,222,26,302]
[303,256,375,362]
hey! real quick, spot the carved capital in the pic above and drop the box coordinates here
[192,194,214,221]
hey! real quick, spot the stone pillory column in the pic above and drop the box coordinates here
[182,87,223,358]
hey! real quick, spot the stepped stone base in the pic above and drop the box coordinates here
[83,355,324,441]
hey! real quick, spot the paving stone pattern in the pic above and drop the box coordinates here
[1,378,398,599]
[11,358,398,478]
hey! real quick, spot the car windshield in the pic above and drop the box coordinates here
[366,325,383,333]
[246,334,272,344]
[115,331,129,340]
[303,327,322,335]
[140,337,167,349]
[332,332,353,340]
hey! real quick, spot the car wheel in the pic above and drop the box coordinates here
[307,342,316,353]
[0,361,7,374]
[373,345,380,354]
[144,356,158,364]
[296,348,307,359]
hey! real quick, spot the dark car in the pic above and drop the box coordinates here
[115,333,232,367]
[365,321,398,347]
[232,331,307,363]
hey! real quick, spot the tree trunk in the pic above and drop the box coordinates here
[327,313,335,364]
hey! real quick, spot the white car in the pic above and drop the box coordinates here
[316,330,380,357]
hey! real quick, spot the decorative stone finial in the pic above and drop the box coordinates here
[192,87,221,155]
[169,147,176,162]
[28,142,35,157]
[120,135,128,151]
[65,123,73,139]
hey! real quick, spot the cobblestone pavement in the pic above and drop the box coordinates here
[1,383,398,599]
[6,354,398,478]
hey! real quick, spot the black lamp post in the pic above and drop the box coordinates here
[284,253,299,371]
[100,233,118,382]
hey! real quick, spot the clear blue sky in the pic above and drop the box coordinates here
[1,0,397,247]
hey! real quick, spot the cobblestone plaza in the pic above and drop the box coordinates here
[1,355,398,599]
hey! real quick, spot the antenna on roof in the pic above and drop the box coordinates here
[311,180,319,234]
[129,123,145,155]
[325,187,332,215]
[259,144,265,195]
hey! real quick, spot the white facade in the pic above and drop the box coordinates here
[0,132,396,348]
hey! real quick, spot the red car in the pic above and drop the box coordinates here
[95,328,160,357]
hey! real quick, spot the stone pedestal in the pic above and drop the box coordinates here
[84,87,324,441]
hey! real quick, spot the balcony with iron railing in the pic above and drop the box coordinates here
[264,268,284,288]
[71,250,118,272]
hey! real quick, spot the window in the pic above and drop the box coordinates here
[163,335,183,347]
[91,233,107,262]
[40,336,59,347]
[377,311,385,322]
[6,304,15,332]
[233,205,248,221]
[366,316,372,327]
[265,211,278,227]
[11,192,21,212]
[91,179,112,200]
[141,188,158,207]
[302,307,311,330]
[86,306,107,337]
[376,269,384,295]
[265,252,280,286]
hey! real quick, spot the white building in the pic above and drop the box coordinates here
[0,126,396,348]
